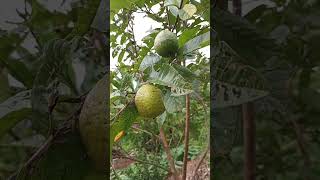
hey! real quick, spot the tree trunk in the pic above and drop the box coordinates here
[242,103,255,180]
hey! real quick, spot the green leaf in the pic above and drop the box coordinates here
[172,64,198,82]
[244,4,268,23]
[180,31,210,55]
[0,58,34,88]
[67,0,101,39]
[28,0,71,45]
[213,41,268,90]
[163,91,185,113]
[0,31,33,88]
[0,69,10,102]
[178,27,200,47]
[28,134,96,180]
[31,38,82,134]
[212,40,269,108]
[212,8,278,66]
[91,0,109,32]
[157,111,167,126]
[118,50,126,62]
[0,91,31,138]
[110,103,139,158]
[164,0,181,7]
[139,53,161,72]
[148,64,193,96]
[168,6,179,17]
[110,0,139,16]
[213,81,269,109]
[178,4,197,21]
[4,135,45,148]
[111,0,129,13]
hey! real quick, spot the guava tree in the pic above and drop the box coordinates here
[110,0,210,179]
[0,0,109,179]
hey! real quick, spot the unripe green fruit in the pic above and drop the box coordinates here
[154,29,179,58]
[79,75,108,171]
[135,84,165,118]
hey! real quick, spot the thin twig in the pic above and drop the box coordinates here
[25,134,55,168]
[9,130,20,141]
[182,94,190,180]
[111,165,121,180]
[93,30,109,64]
[191,147,209,179]
[165,1,171,31]
[114,144,170,173]
[159,127,179,179]
[111,98,135,123]
[233,0,242,16]
[131,126,159,138]
[128,16,140,58]
[47,91,59,136]
[122,156,170,172]
[290,119,311,173]
[172,0,184,32]
[9,102,83,178]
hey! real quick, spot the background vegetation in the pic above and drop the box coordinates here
[213,0,320,179]
[0,0,108,179]
[110,0,210,179]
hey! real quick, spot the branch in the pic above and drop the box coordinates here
[128,14,140,58]
[110,97,135,123]
[191,147,209,179]
[113,144,170,173]
[242,102,255,180]
[111,165,121,180]
[172,0,184,32]
[121,156,169,172]
[159,127,179,179]
[9,130,20,141]
[290,119,311,167]
[57,92,88,104]
[25,134,55,168]
[131,125,159,138]
[9,101,83,178]
[182,94,190,180]
[162,0,171,30]
[233,0,242,16]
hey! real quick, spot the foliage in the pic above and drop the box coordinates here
[110,0,210,179]
[212,0,320,179]
[0,0,108,179]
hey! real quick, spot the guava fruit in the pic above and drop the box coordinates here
[134,84,165,118]
[154,29,179,58]
[79,75,108,171]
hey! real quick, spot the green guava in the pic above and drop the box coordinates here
[154,29,179,58]
[134,84,165,118]
[79,75,108,171]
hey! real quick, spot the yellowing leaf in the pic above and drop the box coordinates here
[114,130,125,142]
[179,4,197,20]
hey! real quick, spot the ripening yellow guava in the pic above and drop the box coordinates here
[79,75,108,171]
[134,84,165,118]
[154,29,179,58]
